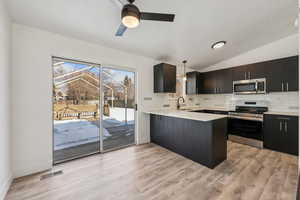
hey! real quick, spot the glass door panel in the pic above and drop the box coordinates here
[102,67,136,151]
[52,58,101,163]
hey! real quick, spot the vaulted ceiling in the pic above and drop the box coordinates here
[6,0,298,68]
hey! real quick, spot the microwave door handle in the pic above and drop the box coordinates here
[255,81,258,93]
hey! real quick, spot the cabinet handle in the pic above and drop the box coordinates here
[277,117,290,120]
[286,83,289,91]
[245,72,247,80]
[285,121,288,133]
[280,121,282,131]
[215,88,217,94]
[248,72,251,79]
[281,83,284,92]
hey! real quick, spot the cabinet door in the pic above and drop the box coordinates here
[285,116,299,155]
[186,72,198,95]
[158,115,168,148]
[263,115,283,152]
[164,116,174,151]
[203,71,216,94]
[216,69,233,93]
[265,59,284,92]
[248,62,266,80]
[232,65,248,81]
[264,115,299,156]
[150,115,160,144]
[284,56,298,92]
[153,65,164,93]
[163,64,176,93]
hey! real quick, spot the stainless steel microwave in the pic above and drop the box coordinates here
[233,78,266,95]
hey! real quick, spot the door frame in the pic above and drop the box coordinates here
[51,56,138,164]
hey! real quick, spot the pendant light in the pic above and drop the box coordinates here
[183,60,187,81]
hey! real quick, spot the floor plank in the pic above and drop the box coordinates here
[5,141,298,200]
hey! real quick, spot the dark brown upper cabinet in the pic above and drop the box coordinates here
[265,56,298,92]
[232,63,265,81]
[215,69,233,94]
[154,63,176,93]
[202,69,232,94]
[186,71,203,95]
[232,65,250,81]
[202,71,217,94]
[185,55,298,95]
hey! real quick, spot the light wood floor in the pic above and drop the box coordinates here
[5,141,299,200]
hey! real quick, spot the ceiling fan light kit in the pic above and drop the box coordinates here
[121,4,140,28]
[115,0,175,36]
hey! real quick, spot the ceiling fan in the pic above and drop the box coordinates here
[114,0,175,36]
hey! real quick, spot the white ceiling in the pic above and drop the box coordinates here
[6,0,298,69]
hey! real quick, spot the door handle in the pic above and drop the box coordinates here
[285,121,288,133]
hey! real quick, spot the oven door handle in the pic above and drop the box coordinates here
[228,115,263,122]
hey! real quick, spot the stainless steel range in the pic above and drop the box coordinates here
[228,101,268,148]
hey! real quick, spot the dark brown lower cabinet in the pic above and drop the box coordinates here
[150,114,227,168]
[263,114,298,156]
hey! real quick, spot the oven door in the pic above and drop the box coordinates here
[233,80,257,94]
[228,118,263,141]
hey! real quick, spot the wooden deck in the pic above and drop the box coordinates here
[6,141,298,200]
[54,124,135,163]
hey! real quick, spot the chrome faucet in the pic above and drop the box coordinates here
[177,96,185,110]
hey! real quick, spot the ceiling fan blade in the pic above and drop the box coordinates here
[140,12,175,22]
[115,24,127,36]
[110,0,125,9]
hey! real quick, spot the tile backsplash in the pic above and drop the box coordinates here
[187,92,299,112]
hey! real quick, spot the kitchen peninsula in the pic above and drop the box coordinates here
[144,110,228,168]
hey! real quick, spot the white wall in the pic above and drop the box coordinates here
[0,0,12,199]
[200,34,298,72]
[11,23,171,178]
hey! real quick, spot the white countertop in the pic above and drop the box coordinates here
[143,109,227,122]
[183,106,231,112]
[264,111,298,117]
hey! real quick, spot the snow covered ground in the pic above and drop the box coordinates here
[103,107,134,123]
[54,108,135,150]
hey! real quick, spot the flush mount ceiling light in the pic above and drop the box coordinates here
[211,41,226,49]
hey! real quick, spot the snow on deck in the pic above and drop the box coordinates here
[54,108,135,150]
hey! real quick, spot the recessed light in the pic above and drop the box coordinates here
[212,41,226,49]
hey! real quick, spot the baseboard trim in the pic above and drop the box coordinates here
[0,174,12,200]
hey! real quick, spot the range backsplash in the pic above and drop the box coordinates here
[186,92,299,112]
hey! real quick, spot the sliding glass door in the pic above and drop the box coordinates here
[52,58,136,163]
[101,67,136,151]
[52,58,101,163]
